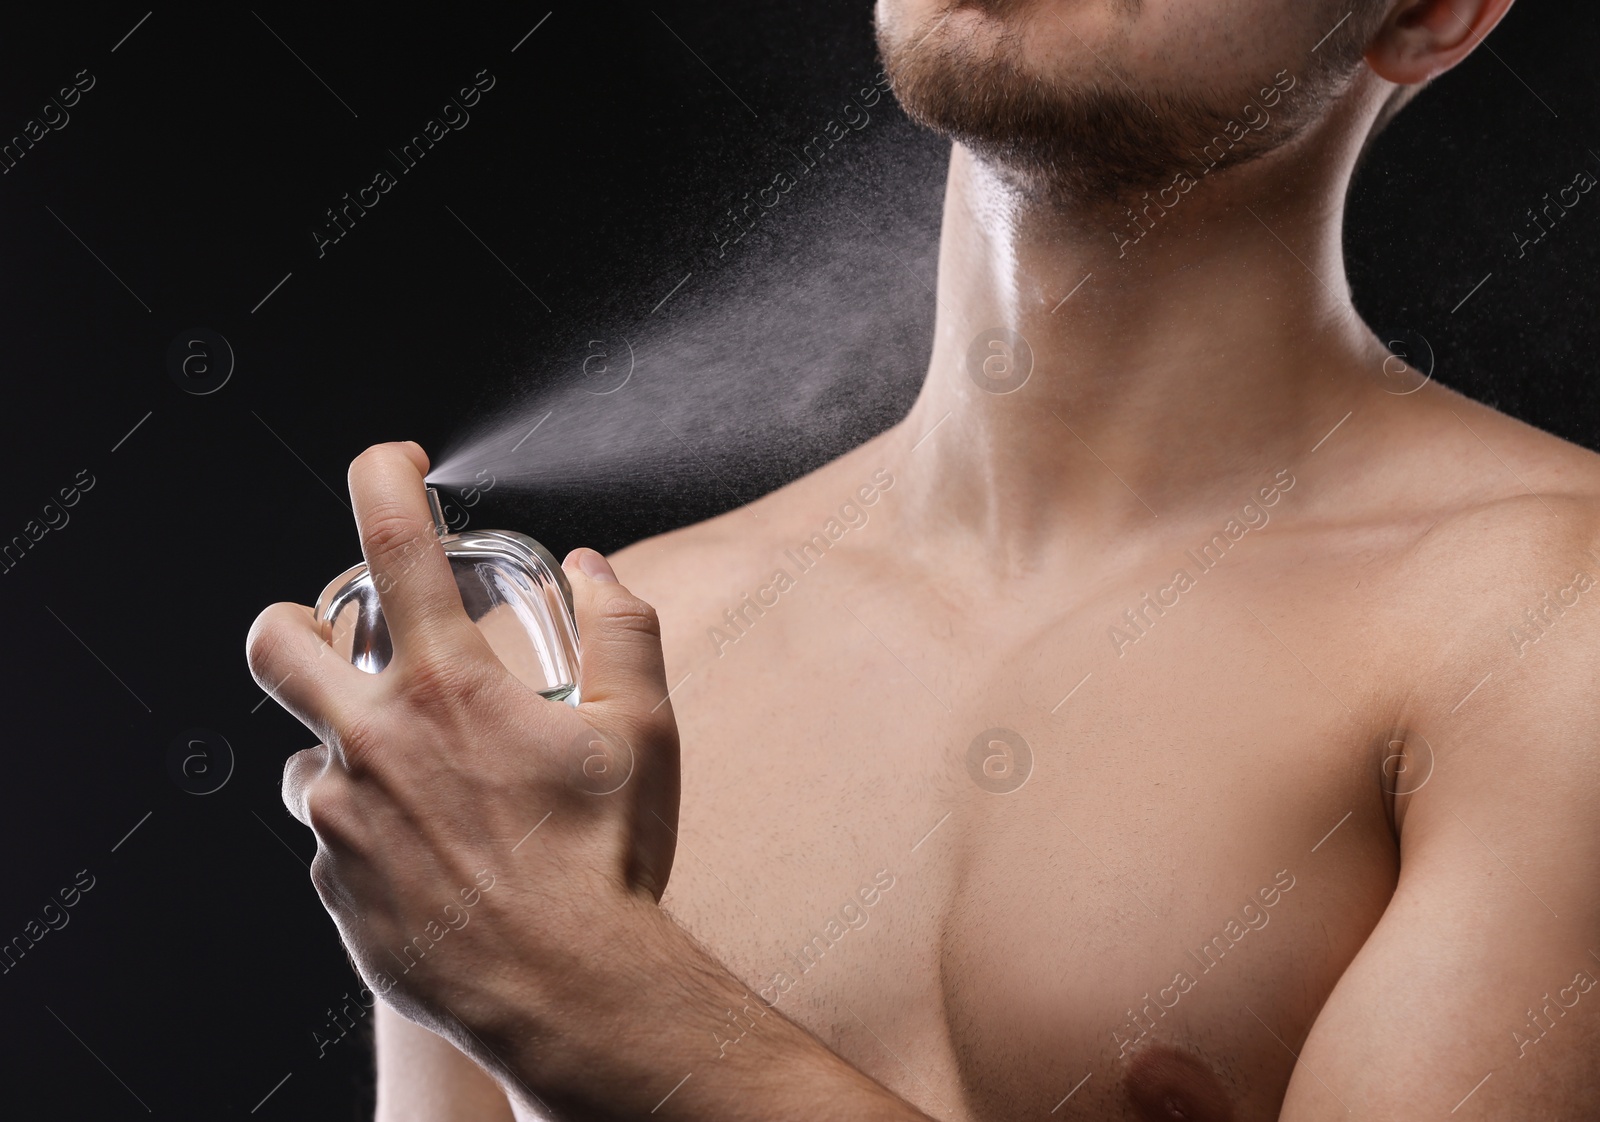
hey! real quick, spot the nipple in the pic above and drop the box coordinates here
[1123,1045,1234,1122]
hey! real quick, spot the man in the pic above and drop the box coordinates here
[248,0,1600,1117]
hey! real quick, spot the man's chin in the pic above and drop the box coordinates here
[941,0,1041,17]
[881,23,1343,206]
[881,35,1177,201]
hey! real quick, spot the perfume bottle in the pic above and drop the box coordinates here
[315,487,582,705]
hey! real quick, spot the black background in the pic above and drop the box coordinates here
[1,3,1596,1117]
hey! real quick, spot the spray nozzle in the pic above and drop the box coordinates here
[425,486,449,538]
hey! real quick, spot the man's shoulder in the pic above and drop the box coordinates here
[1391,389,1600,580]
[607,434,899,625]
[1373,390,1600,729]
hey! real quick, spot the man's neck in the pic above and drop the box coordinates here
[893,140,1389,574]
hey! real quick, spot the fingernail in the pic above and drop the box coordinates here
[577,549,618,583]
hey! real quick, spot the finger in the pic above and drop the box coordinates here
[562,549,674,720]
[282,742,332,826]
[247,602,366,742]
[347,442,474,654]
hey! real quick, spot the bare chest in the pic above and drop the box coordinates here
[651,556,1401,1121]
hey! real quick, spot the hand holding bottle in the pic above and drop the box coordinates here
[244,441,681,1082]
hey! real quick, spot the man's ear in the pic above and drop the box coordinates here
[1364,0,1518,85]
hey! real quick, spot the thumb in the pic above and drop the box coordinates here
[562,549,673,721]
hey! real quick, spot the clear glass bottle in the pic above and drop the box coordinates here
[315,487,581,705]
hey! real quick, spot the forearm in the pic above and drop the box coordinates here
[476,895,934,1122]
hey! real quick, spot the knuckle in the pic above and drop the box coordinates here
[335,712,388,772]
[304,781,355,841]
[597,593,662,640]
[362,501,424,561]
[280,744,322,809]
[245,604,294,679]
[309,850,343,903]
[401,648,488,711]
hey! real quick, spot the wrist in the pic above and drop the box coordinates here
[457,887,684,1099]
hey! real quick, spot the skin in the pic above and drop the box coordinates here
[249,0,1600,1118]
